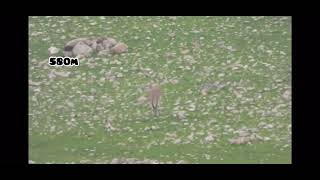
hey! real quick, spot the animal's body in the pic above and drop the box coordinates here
[148,84,162,116]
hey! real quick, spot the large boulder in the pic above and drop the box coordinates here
[63,50,73,57]
[102,38,117,49]
[72,41,93,57]
[65,38,89,47]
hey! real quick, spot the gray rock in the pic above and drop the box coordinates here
[98,49,111,56]
[102,38,117,49]
[238,130,250,137]
[96,44,105,52]
[110,42,128,54]
[90,41,97,50]
[282,89,291,100]
[63,50,73,57]
[72,41,93,57]
[83,38,96,46]
[65,38,89,47]
[63,37,128,57]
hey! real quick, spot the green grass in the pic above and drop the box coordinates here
[29,16,291,164]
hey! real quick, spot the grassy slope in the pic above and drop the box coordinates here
[29,16,291,164]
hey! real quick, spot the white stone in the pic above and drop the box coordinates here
[48,47,59,55]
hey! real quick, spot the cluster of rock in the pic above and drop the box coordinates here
[200,81,231,96]
[228,127,263,145]
[62,37,128,57]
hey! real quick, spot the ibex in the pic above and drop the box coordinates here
[148,84,162,116]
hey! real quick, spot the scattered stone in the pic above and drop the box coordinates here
[104,121,119,132]
[54,71,70,77]
[174,111,187,119]
[137,96,147,105]
[48,47,59,55]
[204,133,216,143]
[180,49,190,55]
[230,126,264,145]
[229,136,251,145]
[282,89,291,100]
[48,71,57,80]
[201,82,230,95]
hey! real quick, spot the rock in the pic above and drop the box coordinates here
[83,38,96,46]
[96,44,105,52]
[102,38,117,49]
[72,41,93,57]
[201,88,209,96]
[66,101,74,108]
[257,122,267,128]
[110,42,128,54]
[175,111,187,119]
[229,137,251,145]
[91,41,97,50]
[184,55,196,64]
[204,134,215,143]
[168,31,176,38]
[174,138,181,144]
[65,38,89,47]
[264,124,274,129]
[282,89,291,100]
[104,122,119,131]
[181,49,190,55]
[264,137,271,141]
[48,71,56,80]
[137,96,147,105]
[166,132,177,139]
[238,131,250,137]
[63,50,73,57]
[188,104,196,111]
[63,37,128,57]
[48,47,59,55]
[54,71,70,77]
[96,37,107,44]
[250,133,263,141]
[97,49,110,56]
